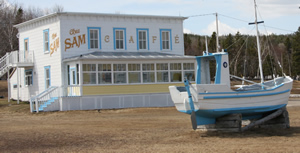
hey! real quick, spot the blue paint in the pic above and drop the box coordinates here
[196,58,201,84]
[179,104,286,125]
[159,29,172,51]
[43,29,49,52]
[113,28,127,50]
[203,89,290,99]
[38,97,58,111]
[87,27,101,50]
[214,55,222,84]
[136,28,149,50]
[184,79,195,111]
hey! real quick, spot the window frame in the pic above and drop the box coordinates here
[69,67,77,85]
[113,28,126,50]
[136,28,149,50]
[128,63,141,84]
[87,27,101,50]
[25,69,33,86]
[160,29,172,51]
[44,66,51,89]
[156,63,169,83]
[82,64,97,85]
[98,64,112,84]
[43,29,50,53]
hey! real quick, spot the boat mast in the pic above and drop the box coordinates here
[215,12,220,52]
[253,0,264,84]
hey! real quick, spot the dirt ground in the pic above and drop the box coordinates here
[0,99,300,153]
[0,80,300,152]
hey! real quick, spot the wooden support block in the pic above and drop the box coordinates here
[197,114,242,132]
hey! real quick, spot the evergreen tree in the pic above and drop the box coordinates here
[292,27,300,76]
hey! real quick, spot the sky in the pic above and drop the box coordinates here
[9,0,300,35]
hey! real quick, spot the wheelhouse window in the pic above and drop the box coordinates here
[113,64,126,84]
[43,29,49,52]
[98,64,112,84]
[83,64,96,84]
[137,29,149,50]
[183,63,195,81]
[170,63,182,82]
[142,64,155,83]
[25,69,33,86]
[114,28,126,50]
[88,27,101,49]
[128,64,141,83]
[160,29,172,50]
[156,63,169,82]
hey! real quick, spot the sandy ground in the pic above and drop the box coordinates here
[0,98,300,153]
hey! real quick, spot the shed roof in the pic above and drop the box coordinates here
[63,52,195,62]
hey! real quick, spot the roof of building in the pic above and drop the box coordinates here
[14,12,188,29]
[63,52,195,62]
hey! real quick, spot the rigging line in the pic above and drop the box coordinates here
[218,13,250,23]
[229,36,250,67]
[186,13,215,17]
[226,27,255,50]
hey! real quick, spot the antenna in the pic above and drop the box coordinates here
[215,12,220,52]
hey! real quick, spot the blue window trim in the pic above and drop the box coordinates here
[43,29,50,53]
[44,66,51,89]
[113,28,127,50]
[69,67,77,85]
[160,29,172,51]
[24,69,33,86]
[136,28,149,50]
[87,27,101,50]
[24,38,29,59]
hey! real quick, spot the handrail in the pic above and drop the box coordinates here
[230,75,268,88]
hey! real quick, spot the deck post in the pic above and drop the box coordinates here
[35,98,39,113]
[7,68,10,102]
[17,67,19,104]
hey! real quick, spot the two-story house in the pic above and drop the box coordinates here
[2,12,195,112]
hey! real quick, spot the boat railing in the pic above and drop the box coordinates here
[230,75,268,88]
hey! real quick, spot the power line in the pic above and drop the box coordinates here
[185,13,295,33]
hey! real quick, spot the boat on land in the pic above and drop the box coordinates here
[168,0,293,129]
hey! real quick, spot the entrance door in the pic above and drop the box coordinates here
[70,68,77,85]
[24,38,29,60]
[44,66,51,89]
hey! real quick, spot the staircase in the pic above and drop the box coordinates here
[30,86,61,112]
[0,53,11,77]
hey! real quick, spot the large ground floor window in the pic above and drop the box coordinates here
[81,62,195,85]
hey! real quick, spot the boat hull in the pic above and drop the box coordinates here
[169,77,293,126]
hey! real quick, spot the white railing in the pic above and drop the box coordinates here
[62,85,81,97]
[30,85,82,113]
[18,50,34,63]
[30,86,60,113]
[0,53,9,75]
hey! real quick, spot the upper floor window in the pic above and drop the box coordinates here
[114,28,126,50]
[43,29,49,52]
[88,27,101,50]
[137,29,149,50]
[160,29,172,50]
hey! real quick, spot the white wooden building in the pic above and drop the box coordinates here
[0,12,196,112]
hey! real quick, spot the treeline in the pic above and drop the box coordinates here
[184,28,300,78]
[0,0,63,56]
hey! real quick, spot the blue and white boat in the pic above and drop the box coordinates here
[169,0,293,129]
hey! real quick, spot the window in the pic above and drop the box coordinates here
[183,63,195,81]
[114,28,126,50]
[88,27,101,49]
[67,65,70,85]
[83,64,96,84]
[142,64,154,83]
[43,29,49,52]
[137,29,149,50]
[70,67,77,85]
[98,64,112,84]
[24,38,29,59]
[170,63,182,82]
[113,64,126,84]
[128,64,141,83]
[156,63,169,82]
[25,69,33,86]
[44,66,51,89]
[160,29,172,50]
[76,64,79,85]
